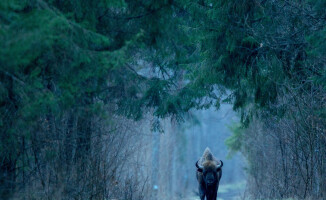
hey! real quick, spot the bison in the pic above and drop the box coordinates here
[195,147,223,200]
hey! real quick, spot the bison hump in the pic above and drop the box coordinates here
[202,147,214,161]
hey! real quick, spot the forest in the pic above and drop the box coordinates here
[0,0,325,199]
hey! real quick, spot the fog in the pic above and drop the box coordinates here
[150,104,246,200]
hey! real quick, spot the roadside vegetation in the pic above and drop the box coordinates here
[1,0,325,199]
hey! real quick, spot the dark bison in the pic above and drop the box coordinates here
[195,147,223,200]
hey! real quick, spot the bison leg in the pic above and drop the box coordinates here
[206,191,217,200]
[198,184,206,200]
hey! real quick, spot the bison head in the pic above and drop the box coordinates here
[196,160,223,185]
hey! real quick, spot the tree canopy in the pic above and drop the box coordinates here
[0,0,325,199]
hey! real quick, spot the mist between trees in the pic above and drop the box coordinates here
[0,0,326,199]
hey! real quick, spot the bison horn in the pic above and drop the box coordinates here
[195,160,204,170]
[216,160,223,168]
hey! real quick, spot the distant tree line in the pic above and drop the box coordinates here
[0,0,325,199]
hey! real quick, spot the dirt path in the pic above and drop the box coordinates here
[181,181,245,200]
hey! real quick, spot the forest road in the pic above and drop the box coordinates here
[181,181,245,200]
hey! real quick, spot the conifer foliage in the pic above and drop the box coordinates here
[0,0,325,199]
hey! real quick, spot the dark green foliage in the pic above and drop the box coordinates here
[0,0,186,198]
[225,122,244,158]
[1,0,326,198]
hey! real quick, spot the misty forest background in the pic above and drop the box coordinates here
[1,0,326,199]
